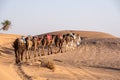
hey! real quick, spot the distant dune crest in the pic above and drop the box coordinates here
[38,30,116,38]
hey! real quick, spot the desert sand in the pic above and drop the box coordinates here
[0,30,120,80]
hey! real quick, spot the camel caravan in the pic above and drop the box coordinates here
[12,33,82,64]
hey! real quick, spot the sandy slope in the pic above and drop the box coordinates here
[0,31,120,80]
[0,55,21,80]
[0,34,21,80]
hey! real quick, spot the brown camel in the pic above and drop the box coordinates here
[13,38,26,64]
[54,34,64,53]
[32,36,38,57]
[25,36,39,60]
[37,37,43,56]
[41,34,55,55]
[25,37,33,61]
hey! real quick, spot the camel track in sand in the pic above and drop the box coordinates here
[14,64,33,80]
[0,54,33,80]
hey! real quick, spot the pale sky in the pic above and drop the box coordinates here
[0,0,120,37]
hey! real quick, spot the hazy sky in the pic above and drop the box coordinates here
[0,0,120,37]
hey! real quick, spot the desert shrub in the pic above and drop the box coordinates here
[39,58,55,72]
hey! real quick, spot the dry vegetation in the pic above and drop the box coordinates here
[39,58,55,72]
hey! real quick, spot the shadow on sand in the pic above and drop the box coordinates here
[0,45,14,55]
[88,65,120,71]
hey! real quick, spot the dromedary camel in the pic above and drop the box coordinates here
[25,37,33,61]
[54,34,64,53]
[41,34,55,55]
[13,38,26,64]
[32,36,38,57]
[25,36,40,61]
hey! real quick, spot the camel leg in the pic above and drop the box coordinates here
[41,47,45,56]
[48,46,52,55]
[34,51,36,58]
[38,47,41,56]
[15,50,19,64]
[59,43,63,53]
[26,50,31,62]
[57,47,60,53]
[60,46,63,53]
[25,50,28,62]
[29,49,33,59]
[34,49,37,62]
[65,44,68,52]
[34,49,36,57]
[28,50,30,59]
[57,42,63,53]
[21,50,24,62]
[48,47,50,55]
[50,47,52,54]
[18,52,21,64]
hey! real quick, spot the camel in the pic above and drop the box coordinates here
[41,34,55,55]
[32,37,38,57]
[25,36,40,61]
[63,33,76,51]
[54,34,64,53]
[13,38,26,64]
[36,37,43,56]
[25,37,33,61]
[63,33,82,51]
[63,34,71,51]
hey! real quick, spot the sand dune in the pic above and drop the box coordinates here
[0,31,120,80]
[38,30,116,38]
